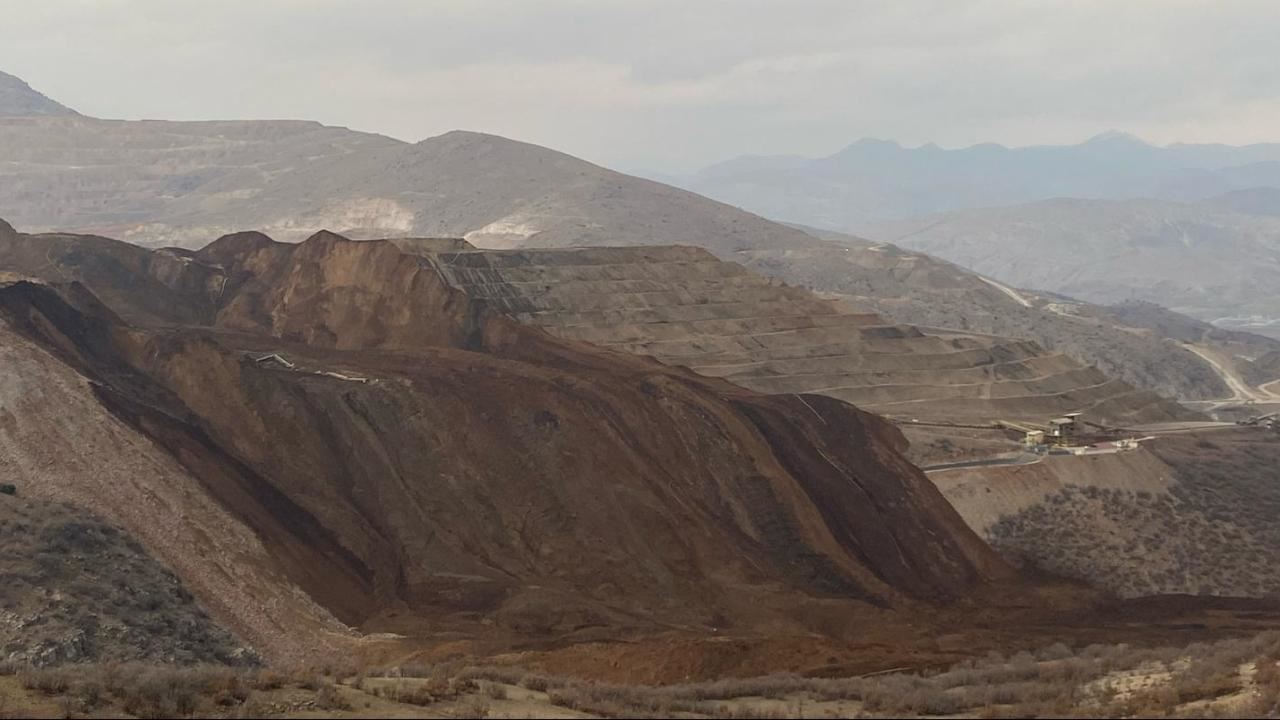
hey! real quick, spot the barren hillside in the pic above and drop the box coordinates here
[862,198,1280,337]
[0,221,1019,670]
[749,228,1280,402]
[426,243,1194,427]
[0,75,815,254]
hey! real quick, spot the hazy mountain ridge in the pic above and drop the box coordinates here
[676,134,1280,341]
[0,70,1266,401]
[752,226,1270,401]
[0,70,818,254]
[1205,186,1280,217]
[861,197,1280,336]
[680,133,1280,229]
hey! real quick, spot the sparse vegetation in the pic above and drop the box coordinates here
[985,433,1280,598]
[2,632,1279,717]
[0,497,253,668]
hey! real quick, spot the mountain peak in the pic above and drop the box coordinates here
[1084,130,1149,146]
[843,137,903,151]
[0,70,78,117]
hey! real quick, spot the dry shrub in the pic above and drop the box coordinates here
[393,681,441,707]
[17,662,255,718]
[481,680,508,699]
[119,679,187,717]
[351,670,368,691]
[19,667,71,695]
[397,663,434,678]
[519,673,553,692]
[315,683,352,711]
[9,631,1280,719]
[372,675,474,706]
[489,632,1280,718]
[249,668,285,691]
[299,674,326,691]
[548,688,583,711]
[231,698,271,719]
[455,696,491,718]
[1172,667,1243,703]
[457,666,525,685]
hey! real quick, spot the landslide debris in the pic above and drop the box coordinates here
[0,223,1012,664]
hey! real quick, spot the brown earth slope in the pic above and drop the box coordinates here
[0,222,1014,667]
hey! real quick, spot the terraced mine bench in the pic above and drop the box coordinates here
[424,244,1189,427]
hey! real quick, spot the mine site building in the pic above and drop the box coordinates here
[1048,415,1079,440]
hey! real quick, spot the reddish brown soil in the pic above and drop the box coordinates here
[4,224,1280,680]
[0,227,1012,664]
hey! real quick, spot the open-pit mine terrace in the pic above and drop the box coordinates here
[425,243,1189,427]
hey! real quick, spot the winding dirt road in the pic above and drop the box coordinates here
[1184,343,1271,403]
[978,276,1033,308]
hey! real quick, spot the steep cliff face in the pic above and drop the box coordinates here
[197,230,478,350]
[0,224,1012,661]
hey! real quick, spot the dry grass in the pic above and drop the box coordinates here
[5,631,1280,718]
[447,631,1280,718]
[14,663,249,718]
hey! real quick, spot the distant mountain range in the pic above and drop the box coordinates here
[861,197,1280,338]
[756,224,1280,402]
[675,132,1280,229]
[667,134,1280,338]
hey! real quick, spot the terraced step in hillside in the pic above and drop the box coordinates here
[428,244,1193,426]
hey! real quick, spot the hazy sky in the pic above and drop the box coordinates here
[3,0,1278,172]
